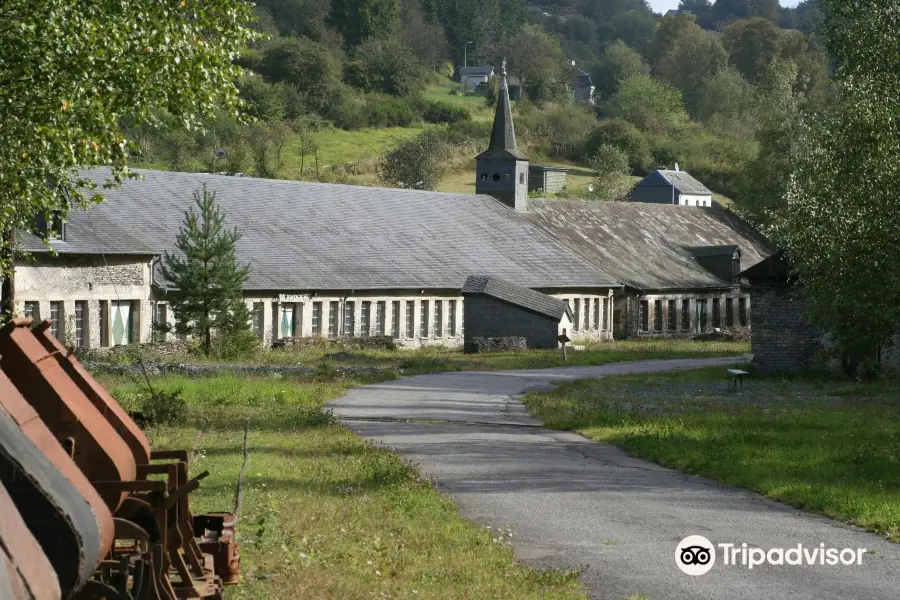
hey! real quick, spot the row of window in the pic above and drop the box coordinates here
[254,299,463,340]
[639,297,748,333]
[24,300,133,347]
[565,297,610,332]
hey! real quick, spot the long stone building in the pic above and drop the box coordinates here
[13,65,773,349]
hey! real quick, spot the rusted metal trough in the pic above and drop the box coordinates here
[0,318,242,599]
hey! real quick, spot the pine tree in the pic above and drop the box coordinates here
[162,185,252,355]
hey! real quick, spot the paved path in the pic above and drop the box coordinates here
[328,358,900,600]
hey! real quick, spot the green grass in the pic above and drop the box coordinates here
[421,80,495,121]
[109,339,748,373]
[283,126,428,175]
[523,367,900,542]
[103,372,586,599]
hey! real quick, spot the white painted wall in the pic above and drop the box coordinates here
[680,194,713,207]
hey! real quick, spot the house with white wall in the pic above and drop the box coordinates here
[629,167,714,207]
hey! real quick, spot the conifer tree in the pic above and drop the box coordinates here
[162,185,252,355]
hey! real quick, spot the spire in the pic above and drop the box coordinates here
[477,58,528,161]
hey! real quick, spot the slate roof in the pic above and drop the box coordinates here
[63,168,618,292]
[740,249,792,282]
[476,74,528,161]
[635,170,712,196]
[461,275,572,320]
[19,210,156,256]
[523,200,776,290]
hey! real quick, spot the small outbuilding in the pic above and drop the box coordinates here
[461,275,574,352]
[528,165,569,195]
[629,168,713,207]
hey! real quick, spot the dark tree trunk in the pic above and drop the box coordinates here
[1,228,15,321]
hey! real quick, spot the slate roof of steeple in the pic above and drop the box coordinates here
[476,63,528,161]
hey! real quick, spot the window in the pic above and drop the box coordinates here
[49,301,63,341]
[23,301,39,320]
[639,300,649,332]
[593,299,600,331]
[601,298,609,331]
[480,173,488,182]
[98,301,109,347]
[697,299,708,332]
[726,298,735,327]
[252,302,264,341]
[681,299,691,331]
[739,297,748,326]
[328,301,339,337]
[392,301,400,338]
[519,173,524,184]
[449,300,457,336]
[420,300,429,337]
[460,300,464,335]
[376,301,386,336]
[492,173,500,181]
[503,173,510,181]
[312,302,322,336]
[74,301,87,347]
[583,299,590,331]
[280,303,296,338]
[654,299,663,331]
[360,301,371,337]
[667,300,676,332]
[154,303,168,342]
[434,301,443,337]
[406,301,415,338]
[111,300,132,345]
[344,301,356,336]
[712,298,721,329]
[573,299,581,331]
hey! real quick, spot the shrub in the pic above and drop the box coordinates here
[363,95,419,127]
[413,98,471,124]
[378,129,450,190]
[582,118,653,173]
[139,388,188,427]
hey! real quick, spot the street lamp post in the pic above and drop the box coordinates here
[464,41,474,68]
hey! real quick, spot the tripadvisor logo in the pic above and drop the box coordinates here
[676,535,716,576]
[676,535,868,575]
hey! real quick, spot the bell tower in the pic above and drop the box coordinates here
[475,59,529,211]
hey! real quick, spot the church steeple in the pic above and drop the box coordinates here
[475,59,529,211]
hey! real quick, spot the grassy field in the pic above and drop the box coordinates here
[107,339,749,372]
[421,80,494,121]
[283,125,428,175]
[523,367,900,542]
[104,372,586,599]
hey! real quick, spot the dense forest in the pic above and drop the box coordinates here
[131,0,832,226]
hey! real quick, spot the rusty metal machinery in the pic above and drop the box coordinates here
[0,319,242,600]
[0,480,61,600]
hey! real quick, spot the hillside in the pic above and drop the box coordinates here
[130,0,830,210]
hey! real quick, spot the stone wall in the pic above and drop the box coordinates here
[749,286,823,373]
[15,255,153,348]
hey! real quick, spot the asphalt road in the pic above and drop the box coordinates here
[328,358,900,600]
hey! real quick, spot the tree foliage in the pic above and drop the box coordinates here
[161,186,252,356]
[256,37,343,112]
[587,144,632,202]
[499,25,567,103]
[590,41,649,101]
[345,37,427,97]
[603,75,688,136]
[328,0,400,46]
[779,0,900,368]
[378,130,450,190]
[0,0,257,292]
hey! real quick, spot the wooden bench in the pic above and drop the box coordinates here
[728,368,750,390]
